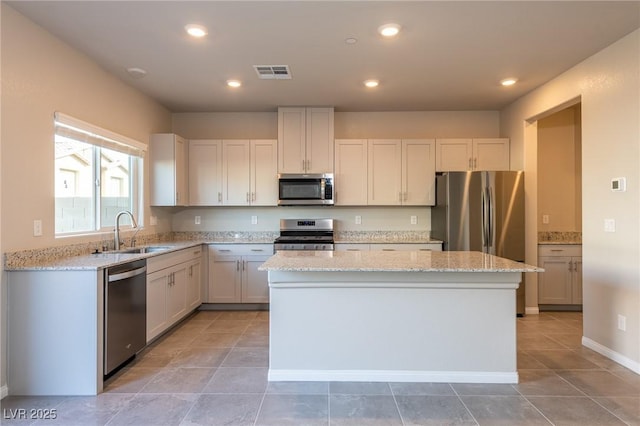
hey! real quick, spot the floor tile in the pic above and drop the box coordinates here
[205,319,251,334]
[556,370,640,397]
[236,333,270,348]
[216,311,259,321]
[517,334,568,350]
[169,347,230,368]
[518,351,549,369]
[203,367,268,394]
[329,394,401,425]
[221,347,269,367]
[395,395,477,425]
[103,367,161,393]
[515,370,583,396]
[329,381,392,395]
[451,383,519,396]
[526,349,600,369]
[460,395,551,425]
[267,381,329,395]
[594,396,640,425]
[180,394,262,426]
[107,393,197,425]
[140,367,215,393]
[31,393,133,425]
[527,396,627,425]
[389,382,456,396]
[256,394,328,426]
[191,332,241,348]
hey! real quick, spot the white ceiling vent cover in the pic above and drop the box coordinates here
[253,65,292,80]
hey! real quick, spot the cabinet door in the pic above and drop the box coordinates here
[402,139,436,206]
[146,269,169,342]
[189,139,223,205]
[368,139,402,205]
[473,138,509,171]
[150,133,188,206]
[306,107,334,173]
[538,256,573,304]
[222,140,251,205]
[186,259,202,310]
[208,255,242,303]
[175,135,188,206]
[435,139,472,172]
[278,107,306,173]
[242,255,270,303]
[167,264,188,324]
[571,257,583,304]
[335,139,368,205]
[250,139,278,206]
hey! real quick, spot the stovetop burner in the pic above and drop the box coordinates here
[275,219,334,251]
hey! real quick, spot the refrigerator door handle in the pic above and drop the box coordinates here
[488,186,494,253]
[481,188,488,250]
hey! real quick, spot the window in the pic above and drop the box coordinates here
[54,113,145,235]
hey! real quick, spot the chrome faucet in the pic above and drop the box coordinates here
[114,211,137,250]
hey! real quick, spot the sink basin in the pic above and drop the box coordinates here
[110,246,172,254]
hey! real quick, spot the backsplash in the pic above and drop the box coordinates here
[538,231,582,244]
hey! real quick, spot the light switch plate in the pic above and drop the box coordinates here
[33,219,43,237]
[195,215,201,225]
[542,215,550,224]
[251,215,258,225]
[604,218,616,232]
[355,215,362,225]
[410,215,417,225]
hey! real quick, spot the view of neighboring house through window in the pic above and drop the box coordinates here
[54,113,145,235]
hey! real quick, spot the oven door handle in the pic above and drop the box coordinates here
[108,266,147,282]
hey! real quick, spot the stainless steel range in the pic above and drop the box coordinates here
[274,219,334,251]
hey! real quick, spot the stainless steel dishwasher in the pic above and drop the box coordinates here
[104,259,147,376]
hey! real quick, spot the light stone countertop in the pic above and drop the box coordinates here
[259,250,542,273]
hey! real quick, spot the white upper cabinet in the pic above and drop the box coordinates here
[220,139,278,206]
[436,138,509,171]
[278,107,334,173]
[334,139,368,206]
[402,139,436,206]
[189,139,223,206]
[336,139,435,206]
[150,133,188,206]
[368,139,403,205]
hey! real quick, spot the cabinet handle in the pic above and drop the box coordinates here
[242,260,246,271]
[419,249,432,251]
[551,249,564,252]
[236,260,240,271]
[189,265,193,277]
[399,192,402,202]
[404,192,408,202]
[251,249,264,252]
[252,192,256,202]
[218,192,222,203]
[474,158,477,169]
[468,158,472,169]
[194,251,201,256]
[307,159,311,171]
[382,248,395,251]
[246,192,250,202]
[176,192,180,203]
[302,159,306,171]
[219,249,231,252]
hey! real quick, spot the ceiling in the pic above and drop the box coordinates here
[8,1,640,113]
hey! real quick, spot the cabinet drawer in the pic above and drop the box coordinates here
[209,244,274,258]
[147,246,203,273]
[335,243,370,251]
[369,243,442,251]
[538,245,581,257]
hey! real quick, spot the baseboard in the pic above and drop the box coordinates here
[582,336,640,374]
[268,369,519,384]
[525,306,540,315]
[1,384,8,399]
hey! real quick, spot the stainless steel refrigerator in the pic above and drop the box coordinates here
[431,171,526,315]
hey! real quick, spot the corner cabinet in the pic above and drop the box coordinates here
[278,107,334,173]
[436,138,509,171]
[208,244,274,303]
[335,139,435,206]
[147,246,203,342]
[538,244,582,307]
[150,133,188,206]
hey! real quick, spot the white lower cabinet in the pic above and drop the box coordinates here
[538,245,582,306]
[208,244,274,303]
[146,246,203,342]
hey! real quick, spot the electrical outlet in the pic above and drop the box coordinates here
[355,215,362,225]
[604,218,616,233]
[251,215,258,225]
[542,215,550,224]
[195,215,201,225]
[410,215,417,225]
[618,314,626,331]
[33,219,43,237]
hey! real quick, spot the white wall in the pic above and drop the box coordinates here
[0,4,172,395]
[501,30,640,371]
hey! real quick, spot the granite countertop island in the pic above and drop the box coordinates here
[261,250,541,385]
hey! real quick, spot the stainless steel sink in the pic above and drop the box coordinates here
[110,246,172,254]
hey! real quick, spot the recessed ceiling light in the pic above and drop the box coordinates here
[364,79,379,88]
[501,78,518,86]
[126,67,147,79]
[378,23,401,37]
[185,24,208,38]
[345,37,358,45]
[227,79,242,88]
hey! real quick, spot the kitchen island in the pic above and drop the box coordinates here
[259,250,541,384]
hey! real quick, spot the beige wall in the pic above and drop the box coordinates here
[537,105,582,231]
[0,4,172,395]
[501,30,640,371]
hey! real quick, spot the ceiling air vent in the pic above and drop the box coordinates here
[253,65,292,80]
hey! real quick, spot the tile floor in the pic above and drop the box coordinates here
[2,310,640,425]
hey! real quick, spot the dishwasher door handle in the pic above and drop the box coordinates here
[108,266,147,282]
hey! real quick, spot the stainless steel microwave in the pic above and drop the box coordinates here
[278,173,334,206]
